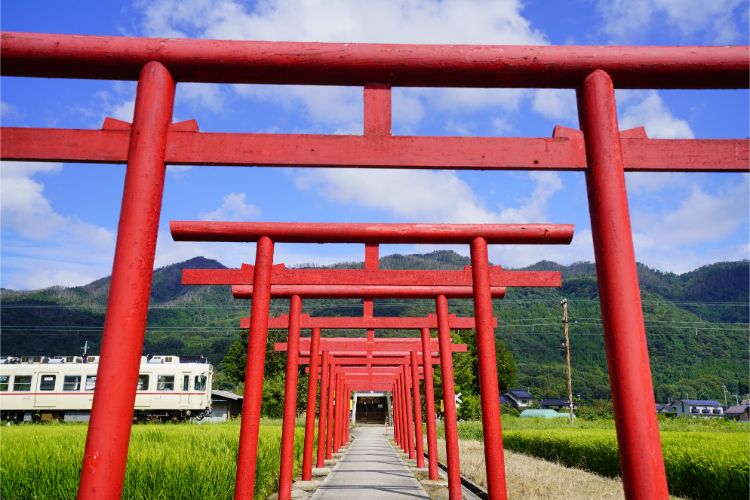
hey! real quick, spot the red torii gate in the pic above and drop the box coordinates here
[305,353,445,471]
[184,242,560,498]
[276,333,471,483]
[173,221,571,499]
[1,32,747,500]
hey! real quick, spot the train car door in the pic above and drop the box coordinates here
[179,372,190,407]
[34,373,58,408]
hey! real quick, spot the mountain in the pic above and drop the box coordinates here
[2,252,748,403]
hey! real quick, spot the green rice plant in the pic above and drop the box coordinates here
[0,421,306,500]
[441,418,750,500]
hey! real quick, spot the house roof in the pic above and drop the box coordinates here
[500,395,510,403]
[724,404,750,416]
[682,399,722,406]
[508,388,533,399]
[212,389,243,401]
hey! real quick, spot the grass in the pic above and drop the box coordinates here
[0,420,306,500]
[437,417,750,500]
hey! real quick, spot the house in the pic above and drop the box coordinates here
[540,398,578,411]
[204,390,244,422]
[505,389,534,409]
[655,403,677,415]
[724,404,750,421]
[519,409,570,419]
[675,400,723,417]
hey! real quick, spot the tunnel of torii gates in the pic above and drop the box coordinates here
[1,32,748,500]
[182,238,563,499]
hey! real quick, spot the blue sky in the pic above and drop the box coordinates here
[1,0,748,290]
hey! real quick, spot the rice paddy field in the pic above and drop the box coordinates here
[446,417,750,500]
[0,420,306,500]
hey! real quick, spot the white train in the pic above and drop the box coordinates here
[0,355,213,422]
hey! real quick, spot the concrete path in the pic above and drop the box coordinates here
[311,426,429,499]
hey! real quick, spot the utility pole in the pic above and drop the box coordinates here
[722,384,728,406]
[561,299,574,423]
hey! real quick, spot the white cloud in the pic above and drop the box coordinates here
[1,162,116,289]
[532,89,577,125]
[198,192,261,221]
[1,101,19,120]
[1,162,66,239]
[633,183,748,249]
[597,0,747,43]
[294,168,563,225]
[137,0,547,128]
[497,172,564,223]
[177,83,225,113]
[619,91,694,139]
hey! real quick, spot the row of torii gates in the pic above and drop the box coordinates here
[1,31,747,500]
[182,238,562,499]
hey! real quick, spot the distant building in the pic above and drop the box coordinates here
[505,389,534,409]
[540,398,578,411]
[675,400,723,417]
[655,403,677,415]
[724,404,750,421]
[205,390,243,422]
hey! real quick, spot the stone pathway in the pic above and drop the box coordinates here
[311,426,429,499]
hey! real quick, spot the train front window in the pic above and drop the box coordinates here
[85,375,96,391]
[0,375,9,391]
[194,375,207,391]
[39,375,56,391]
[157,375,175,391]
[13,376,31,391]
[137,374,149,391]
[63,376,81,391]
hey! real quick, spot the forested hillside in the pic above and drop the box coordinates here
[2,252,747,405]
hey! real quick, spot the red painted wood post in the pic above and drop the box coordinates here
[471,237,508,499]
[235,236,275,500]
[316,351,330,468]
[326,364,335,459]
[577,69,669,500]
[410,350,425,468]
[403,365,415,459]
[421,327,439,480]
[278,294,302,500]
[334,375,342,451]
[78,61,174,500]
[343,386,349,445]
[345,386,351,444]
[394,378,402,448]
[436,295,462,499]
[302,327,321,480]
[395,374,403,450]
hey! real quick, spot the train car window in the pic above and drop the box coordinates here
[0,375,9,391]
[39,375,56,391]
[85,375,96,391]
[182,375,190,391]
[13,376,32,391]
[157,375,175,391]
[63,376,81,391]
[137,374,150,391]
[194,375,207,391]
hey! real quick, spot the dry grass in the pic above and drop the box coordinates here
[430,438,626,500]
